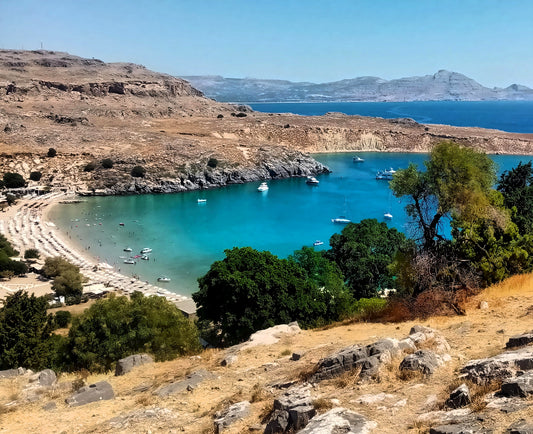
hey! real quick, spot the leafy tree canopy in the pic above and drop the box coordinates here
[0,291,54,370]
[194,247,341,346]
[390,141,498,250]
[327,219,409,298]
[66,292,200,372]
[2,172,25,189]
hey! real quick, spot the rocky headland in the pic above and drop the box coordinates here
[1,50,533,196]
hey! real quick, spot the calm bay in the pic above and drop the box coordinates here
[48,152,533,297]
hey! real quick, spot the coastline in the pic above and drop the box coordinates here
[0,192,196,316]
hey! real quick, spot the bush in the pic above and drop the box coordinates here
[2,172,25,188]
[43,257,84,304]
[24,248,40,260]
[83,162,96,172]
[207,157,218,168]
[54,310,72,328]
[65,292,200,372]
[29,171,42,182]
[5,194,16,205]
[47,148,57,157]
[131,165,146,178]
[101,158,114,169]
[0,291,55,370]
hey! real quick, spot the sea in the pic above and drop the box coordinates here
[48,101,533,297]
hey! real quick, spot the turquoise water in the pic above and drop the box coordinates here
[48,152,532,297]
[249,101,533,133]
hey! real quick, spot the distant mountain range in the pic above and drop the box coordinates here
[182,70,533,103]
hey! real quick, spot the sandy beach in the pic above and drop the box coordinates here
[0,192,196,315]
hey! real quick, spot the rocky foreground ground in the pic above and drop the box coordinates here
[1,276,532,433]
[2,50,533,196]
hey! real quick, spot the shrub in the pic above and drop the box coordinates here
[5,194,16,205]
[54,310,72,328]
[83,162,96,172]
[65,292,200,372]
[131,165,146,178]
[47,148,57,157]
[101,158,114,169]
[2,172,25,188]
[29,171,42,182]
[207,157,218,168]
[24,248,40,260]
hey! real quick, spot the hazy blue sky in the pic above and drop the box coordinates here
[2,0,532,87]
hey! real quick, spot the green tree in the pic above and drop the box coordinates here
[47,148,57,157]
[52,269,83,304]
[66,292,200,372]
[83,162,96,172]
[29,171,42,182]
[194,247,334,346]
[327,219,409,299]
[0,251,28,276]
[289,246,355,318]
[497,161,533,234]
[0,233,18,257]
[390,141,497,250]
[42,257,79,279]
[2,172,25,188]
[101,158,114,169]
[0,291,54,370]
[24,248,40,260]
[131,165,146,178]
[54,311,72,328]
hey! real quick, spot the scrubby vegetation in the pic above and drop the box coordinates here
[0,234,27,278]
[131,165,146,177]
[43,257,84,305]
[2,172,25,189]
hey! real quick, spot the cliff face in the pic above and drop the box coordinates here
[183,70,533,102]
[1,50,533,196]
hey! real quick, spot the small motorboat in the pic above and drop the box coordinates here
[384,212,393,220]
[197,198,207,204]
[257,182,269,192]
[306,176,320,185]
[123,258,136,264]
[119,222,125,226]
[123,247,132,252]
[313,240,324,246]
[140,255,150,260]
[140,248,152,254]
[353,156,365,163]
[157,276,171,282]
[331,217,351,224]
[376,168,396,180]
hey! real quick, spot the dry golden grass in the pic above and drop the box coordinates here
[312,397,334,412]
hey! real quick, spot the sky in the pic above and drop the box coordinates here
[1,0,533,87]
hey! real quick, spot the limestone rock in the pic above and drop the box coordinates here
[155,369,215,397]
[265,385,315,433]
[508,419,533,434]
[506,332,533,349]
[29,369,57,386]
[220,354,238,367]
[460,347,533,384]
[65,381,114,407]
[214,400,250,433]
[242,322,301,349]
[298,407,377,433]
[0,367,30,378]
[499,371,533,397]
[115,354,154,376]
[399,350,443,375]
[478,301,489,310]
[445,384,471,409]
[429,423,487,434]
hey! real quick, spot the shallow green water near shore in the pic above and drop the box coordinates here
[48,152,532,297]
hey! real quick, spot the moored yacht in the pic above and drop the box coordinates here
[257,182,269,192]
[306,176,319,185]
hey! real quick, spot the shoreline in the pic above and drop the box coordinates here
[0,193,196,316]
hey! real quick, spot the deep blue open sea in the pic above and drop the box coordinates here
[250,101,533,133]
[49,151,533,297]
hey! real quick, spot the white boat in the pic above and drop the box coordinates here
[157,276,171,282]
[123,258,136,264]
[313,240,324,246]
[197,198,207,203]
[123,247,132,252]
[353,156,365,163]
[140,255,150,260]
[384,212,393,220]
[306,176,320,185]
[257,182,269,192]
[140,248,152,254]
[331,217,351,224]
[375,168,396,180]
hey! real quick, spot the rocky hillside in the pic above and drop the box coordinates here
[183,70,533,102]
[1,50,533,195]
[1,274,532,433]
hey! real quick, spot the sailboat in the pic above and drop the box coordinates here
[332,197,351,224]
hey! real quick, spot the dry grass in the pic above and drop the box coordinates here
[280,349,292,357]
[250,383,272,403]
[312,397,334,412]
[331,366,362,389]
